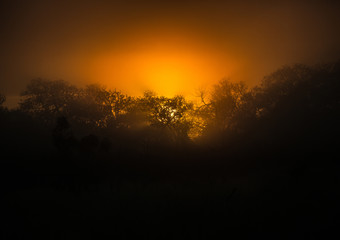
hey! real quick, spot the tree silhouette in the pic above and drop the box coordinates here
[197,79,251,134]
[66,84,134,130]
[19,79,79,124]
[252,64,314,117]
[138,91,194,142]
[69,84,115,128]
[0,93,5,106]
[18,80,135,130]
[103,88,134,128]
[0,93,6,113]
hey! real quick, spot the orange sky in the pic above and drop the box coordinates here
[1,0,340,107]
[81,29,235,99]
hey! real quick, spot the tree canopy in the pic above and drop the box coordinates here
[13,61,340,145]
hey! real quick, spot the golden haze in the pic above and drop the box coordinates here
[83,32,236,99]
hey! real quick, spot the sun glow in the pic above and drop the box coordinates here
[140,56,193,97]
[86,32,232,99]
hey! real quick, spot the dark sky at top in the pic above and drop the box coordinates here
[1,0,340,107]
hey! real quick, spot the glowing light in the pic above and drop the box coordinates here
[85,32,233,99]
[170,108,177,117]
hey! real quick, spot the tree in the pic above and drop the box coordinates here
[81,85,134,128]
[19,79,79,123]
[104,88,134,128]
[198,79,251,132]
[242,62,340,155]
[0,93,5,108]
[67,84,111,128]
[19,79,136,130]
[252,64,313,117]
[138,91,194,141]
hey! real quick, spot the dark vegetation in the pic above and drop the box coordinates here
[1,62,340,239]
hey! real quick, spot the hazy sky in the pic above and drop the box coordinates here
[1,0,340,107]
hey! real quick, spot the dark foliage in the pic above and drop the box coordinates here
[1,61,340,239]
[0,92,5,106]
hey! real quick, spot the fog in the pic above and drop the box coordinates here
[1,0,340,108]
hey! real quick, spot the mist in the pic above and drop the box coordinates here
[1,0,340,108]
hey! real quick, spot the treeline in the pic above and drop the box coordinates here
[2,61,340,149]
[1,63,340,187]
[0,61,340,166]
[1,61,340,239]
